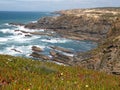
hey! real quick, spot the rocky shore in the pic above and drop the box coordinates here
[25,8,120,41]
[11,7,120,75]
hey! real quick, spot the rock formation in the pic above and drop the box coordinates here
[32,46,43,52]
[25,7,120,75]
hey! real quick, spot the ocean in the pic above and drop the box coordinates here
[0,11,97,58]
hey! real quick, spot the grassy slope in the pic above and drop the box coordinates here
[0,55,120,90]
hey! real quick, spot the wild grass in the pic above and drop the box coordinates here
[0,54,120,90]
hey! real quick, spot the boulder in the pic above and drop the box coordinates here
[25,34,32,37]
[11,49,22,53]
[52,52,73,65]
[9,23,25,26]
[50,50,57,57]
[32,46,43,52]
[30,52,50,60]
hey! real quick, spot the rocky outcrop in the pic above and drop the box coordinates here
[24,8,120,41]
[50,50,57,57]
[25,15,111,41]
[51,52,74,65]
[32,46,43,52]
[9,23,25,26]
[14,30,55,36]
[11,49,22,53]
[25,8,120,75]
[75,19,120,75]
[30,46,51,60]
[30,52,50,60]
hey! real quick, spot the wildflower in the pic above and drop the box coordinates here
[8,59,12,62]
[85,85,89,88]
[60,73,63,76]
[61,78,64,81]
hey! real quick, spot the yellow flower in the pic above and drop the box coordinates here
[85,85,89,88]
[60,73,63,76]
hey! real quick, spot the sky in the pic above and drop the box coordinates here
[0,0,120,11]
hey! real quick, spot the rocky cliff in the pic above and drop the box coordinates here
[25,7,120,41]
[75,18,120,75]
[25,7,120,75]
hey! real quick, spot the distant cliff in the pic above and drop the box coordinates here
[25,7,120,41]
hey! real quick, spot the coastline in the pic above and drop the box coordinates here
[7,7,120,74]
[24,7,120,74]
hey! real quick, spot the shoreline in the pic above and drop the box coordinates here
[9,7,120,75]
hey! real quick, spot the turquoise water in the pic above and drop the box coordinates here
[0,11,97,58]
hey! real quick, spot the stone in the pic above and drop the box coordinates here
[9,23,24,26]
[52,52,73,65]
[25,34,32,37]
[11,49,22,53]
[32,46,43,52]
[30,52,50,60]
[50,50,57,57]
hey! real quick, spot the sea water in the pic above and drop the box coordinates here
[0,11,97,58]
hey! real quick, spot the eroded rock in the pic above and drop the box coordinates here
[32,46,43,52]
[9,23,25,26]
[30,52,50,60]
[52,52,73,65]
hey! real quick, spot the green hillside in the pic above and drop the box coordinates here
[0,55,120,90]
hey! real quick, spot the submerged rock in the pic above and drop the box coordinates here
[25,34,32,37]
[9,22,25,26]
[50,50,57,57]
[11,49,22,53]
[50,46,73,54]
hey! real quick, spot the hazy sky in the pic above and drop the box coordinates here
[0,0,120,11]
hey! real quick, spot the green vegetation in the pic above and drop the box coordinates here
[0,54,120,90]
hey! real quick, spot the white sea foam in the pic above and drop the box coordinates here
[62,52,74,57]
[41,38,71,43]
[0,22,96,60]
[7,34,40,43]
[0,44,46,57]
[1,24,45,35]
[0,45,22,56]
[54,50,74,57]
[31,21,37,23]
[0,29,14,34]
[15,25,44,32]
[3,23,12,26]
[0,37,9,42]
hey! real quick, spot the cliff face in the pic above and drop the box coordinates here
[25,8,120,74]
[75,19,120,75]
[25,8,120,41]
